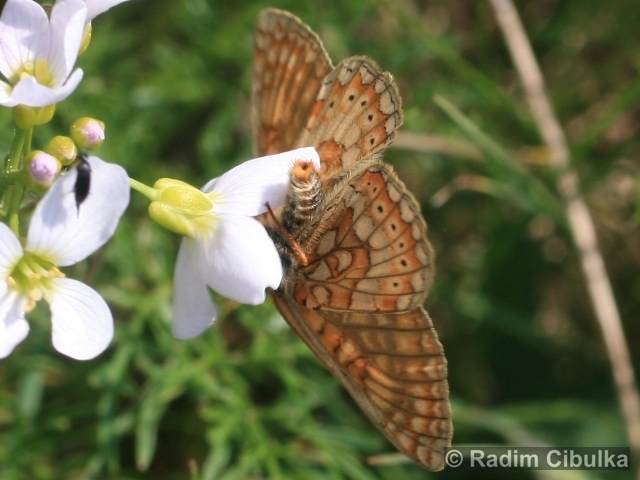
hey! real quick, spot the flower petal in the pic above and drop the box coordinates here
[84,0,130,20]
[0,225,26,358]
[0,0,49,81]
[48,0,86,84]
[200,215,282,304]
[49,277,113,360]
[172,238,218,339]
[203,147,320,217]
[26,155,129,266]
[0,79,15,106]
[10,67,83,107]
[0,221,23,277]
[0,287,28,359]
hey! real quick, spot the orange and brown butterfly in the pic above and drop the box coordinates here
[252,9,452,471]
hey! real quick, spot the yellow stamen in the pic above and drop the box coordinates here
[34,58,54,86]
[8,252,65,310]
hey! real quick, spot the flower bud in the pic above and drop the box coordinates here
[28,151,61,186]
[44,136,78,166]
[13,105,56,129]
[70,117,105,150]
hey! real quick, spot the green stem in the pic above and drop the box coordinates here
[23,127,33,157]
[0,170,26,190]
[129,178,161,201]
[4,127,30,234]
[7,186,25,235]
[6,128,26,171]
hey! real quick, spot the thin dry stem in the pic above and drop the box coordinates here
[490,0,640,470]
[393,131,484,160]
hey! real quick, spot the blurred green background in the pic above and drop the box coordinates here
[1,0,639,478]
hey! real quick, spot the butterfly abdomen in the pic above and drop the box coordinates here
[263,160,324,275]
[282,160,324,235]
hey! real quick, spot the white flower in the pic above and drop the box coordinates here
[169,147,321,339]
[83,0,131,21]
[0,156,130,359]
[0,0,87,107]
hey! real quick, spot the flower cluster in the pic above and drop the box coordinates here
[0,0,317,361]
[0,156,129,358]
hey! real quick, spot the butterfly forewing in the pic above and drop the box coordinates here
[273,294,450,471]
[253,9,333,156]
[292,163,435,313]
[252,9,452,471]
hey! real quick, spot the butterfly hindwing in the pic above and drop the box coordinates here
[272,293,451,471]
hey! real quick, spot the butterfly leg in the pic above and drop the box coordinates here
[264,202,309,267]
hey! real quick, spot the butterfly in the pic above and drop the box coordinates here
[252,9,452,471]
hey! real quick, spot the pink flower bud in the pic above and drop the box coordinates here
[70,117,106,150]
[29,151,61,186]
